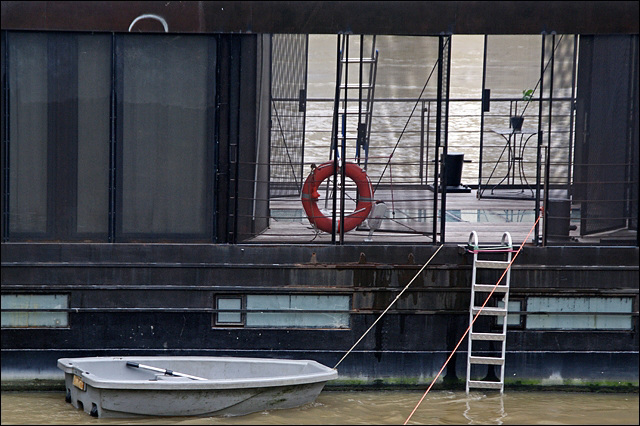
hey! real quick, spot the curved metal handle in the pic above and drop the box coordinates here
[468,231,478,248]
[501,232,513,249]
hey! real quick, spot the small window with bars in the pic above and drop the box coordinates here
[215,296,244,326]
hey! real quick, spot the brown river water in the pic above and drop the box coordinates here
[2,390,638,425]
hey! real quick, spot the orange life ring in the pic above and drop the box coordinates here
[301,161,374,233]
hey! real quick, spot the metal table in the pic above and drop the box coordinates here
[479,127,538,199]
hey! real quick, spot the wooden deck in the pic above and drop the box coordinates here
[247,188,547,245]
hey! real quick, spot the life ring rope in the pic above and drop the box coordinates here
[301,161,374,233]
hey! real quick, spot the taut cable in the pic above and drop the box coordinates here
[333,244,444,369]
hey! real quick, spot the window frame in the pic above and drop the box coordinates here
[214,295,246,327]
[495,297,525,329]
[522,295,635,330]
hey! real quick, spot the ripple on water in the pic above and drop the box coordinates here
[1,390,638,425]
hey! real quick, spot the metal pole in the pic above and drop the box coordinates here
[535,33,546,246]
[331,35,342,244]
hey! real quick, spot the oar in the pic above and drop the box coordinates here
[126,361,207,380]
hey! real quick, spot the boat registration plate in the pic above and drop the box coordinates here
[72,375,86,391]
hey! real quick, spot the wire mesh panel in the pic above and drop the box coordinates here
[540,34,579,244]
[434,35,452,242]
[270,34,308,198]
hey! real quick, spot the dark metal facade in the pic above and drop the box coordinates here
[1,1,638,35]
[1,243,638,388]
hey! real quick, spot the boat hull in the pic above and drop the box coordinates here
[57,356,337,418]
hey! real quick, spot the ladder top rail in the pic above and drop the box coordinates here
[463,231,516,253]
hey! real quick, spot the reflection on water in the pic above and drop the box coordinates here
[303,35,572,188]
[2,390,638,425]
[305,35,487,184]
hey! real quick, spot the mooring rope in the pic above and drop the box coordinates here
[333,244,444,370]
[403,213,542,425]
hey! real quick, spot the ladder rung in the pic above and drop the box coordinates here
[469,356,504,365]
[341,58,376,63]
[340,84,374,89]
[470,332,506,341]
[468,380,504,389]
[473,284,509,292]
[475,260,510,269]
[472,307,507,316]
[340,109,373,115]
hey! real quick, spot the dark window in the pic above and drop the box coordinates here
[115,35,216,241]
[77,35,112,235]
[8,33,49,235]
[3,32,217,242]
[4,32,111,240]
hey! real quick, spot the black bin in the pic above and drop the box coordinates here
[443,152,464,188]
[546,199,571,238]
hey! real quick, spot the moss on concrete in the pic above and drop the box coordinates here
[1,379,66,392]
[326,377,639,393]
[2,377,637,393]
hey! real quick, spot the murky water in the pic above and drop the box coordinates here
[2,390,638,425]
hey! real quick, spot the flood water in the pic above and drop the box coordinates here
[2,390,638,425]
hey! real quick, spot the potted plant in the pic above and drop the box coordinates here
[510,115,524,132]
[510,89,533,131]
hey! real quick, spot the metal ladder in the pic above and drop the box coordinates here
[330,34,379,170]
[465,231,513,394]
[325,34,379,242]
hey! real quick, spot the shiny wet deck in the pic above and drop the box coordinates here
[248,188,546,245]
